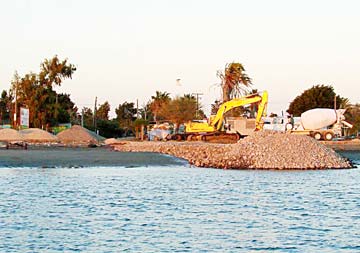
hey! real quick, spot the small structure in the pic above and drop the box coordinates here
[225,117,257,136]
[149,123,172,141]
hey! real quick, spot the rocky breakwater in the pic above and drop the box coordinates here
[111,131,352,169]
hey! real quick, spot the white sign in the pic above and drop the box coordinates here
[20,107,29,128]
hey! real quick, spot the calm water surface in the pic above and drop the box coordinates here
[0,150,359,252]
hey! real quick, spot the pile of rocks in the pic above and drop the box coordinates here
[112,131,352,169]
[232,131,351,169]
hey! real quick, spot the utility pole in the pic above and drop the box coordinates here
[136,99,139,119]
[55,94,58,123]
[13,80,18,129]
[192,92,203,119]
[12,71,20,129]
[93,96,97,131]
[81,108,84,127]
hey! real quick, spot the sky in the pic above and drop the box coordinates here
[1,0,359,118]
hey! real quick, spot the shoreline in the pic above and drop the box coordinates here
[111,132,354,170]
[1,135,358,169]
[322,140,360,151]
[0,147,185,168]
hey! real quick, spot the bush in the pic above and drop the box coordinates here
[96,119,124,138]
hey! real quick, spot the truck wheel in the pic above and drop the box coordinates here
[323,132,334,141]
[201,135,207,141]
[174,134,183,141]
[313,132,322,140]
[285,123,293,131]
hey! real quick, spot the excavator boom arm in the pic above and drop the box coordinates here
[255,91,268,130]
[184,91,268,134]
[211,91,268,131]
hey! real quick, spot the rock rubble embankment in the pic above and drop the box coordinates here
[112,131,352,169]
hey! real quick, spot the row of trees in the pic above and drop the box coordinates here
[1,57,359,136]
[89,62,250,137]
[80,92,205,137]
[0,56,205,137]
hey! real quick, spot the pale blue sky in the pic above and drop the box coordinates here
[1,0,359,117]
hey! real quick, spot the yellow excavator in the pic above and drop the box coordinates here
[173,91,268,141]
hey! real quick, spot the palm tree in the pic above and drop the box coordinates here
[217,62,252,102]
[182,93,195,100]
[150,91,170,123]
[339,98,350,109]
[139,101,153,121]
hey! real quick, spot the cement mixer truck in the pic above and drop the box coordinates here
[286,108,353,141]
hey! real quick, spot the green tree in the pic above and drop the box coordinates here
[56,93,77,124]
[0,90,13,124]
[217,62,252,102]
[97,119,124,138]
[82,107,94,130]
[97,101,111,121]
[115,102,137,134]
[10,56,76,128]
[38,55,76,88]
[150,91,170,122]
[287,85,346,116]
[181,93,206,119]
[159,95,199,129]
[345,104,360,135]
[139,101,153,121]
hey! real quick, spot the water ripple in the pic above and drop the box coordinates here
[0,154,359,252]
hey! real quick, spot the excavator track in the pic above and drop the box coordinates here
[199,132,241,143]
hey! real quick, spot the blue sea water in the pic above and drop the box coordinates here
[0,150,359,252]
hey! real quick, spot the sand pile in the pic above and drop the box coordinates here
[112,131,352,169]
[20,128,58,143]
[57,125,105,145]
[0,129,24,141]
[104,138,126,145]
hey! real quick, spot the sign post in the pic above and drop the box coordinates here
[20,107,29,129]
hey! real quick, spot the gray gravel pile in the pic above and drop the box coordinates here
[112,131,352,169]
[233,131,351,169]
